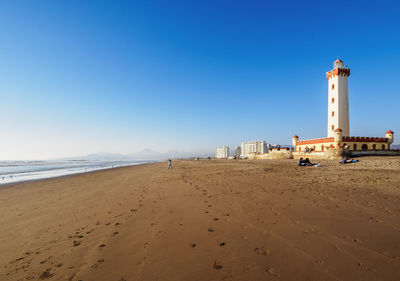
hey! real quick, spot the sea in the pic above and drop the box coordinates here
[0,160,152,186]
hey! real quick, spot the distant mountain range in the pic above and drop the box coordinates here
[65,149,214,161]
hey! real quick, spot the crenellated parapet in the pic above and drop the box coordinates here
[342,136,388,143]
[326,68,350,79]
[296,137,334,145]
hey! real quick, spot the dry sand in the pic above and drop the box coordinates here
[1,157,400,281]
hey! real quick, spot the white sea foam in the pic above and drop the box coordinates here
[0,160,151,185]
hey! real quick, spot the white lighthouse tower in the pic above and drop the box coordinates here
[326,59,350,137]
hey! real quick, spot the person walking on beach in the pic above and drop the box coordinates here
[168,158,172,170]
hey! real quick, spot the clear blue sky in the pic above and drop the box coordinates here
[1,0,399,160]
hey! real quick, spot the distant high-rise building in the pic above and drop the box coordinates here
[216,146,229,159]
[241,141,268,157]
[235,146,241,158]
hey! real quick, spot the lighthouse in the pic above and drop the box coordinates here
[293,58,394,155]
[326,59,350,137]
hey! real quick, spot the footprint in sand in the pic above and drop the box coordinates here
[14,257,25,262]
[266,267,280,277]
[91,259,105,269]
[254,247,270,256]
[357,262,367,268]
[213,260,223,270]
[39,268,54,279]
[369,217,381,223]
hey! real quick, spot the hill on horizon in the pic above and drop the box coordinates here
[64,149,214,161]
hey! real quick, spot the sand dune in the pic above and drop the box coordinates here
[1,157,400,281]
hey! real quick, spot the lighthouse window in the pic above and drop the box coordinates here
[332,98,334,103]
[331,125,334,130]
[332,84,335,90]
[332,111,335,117]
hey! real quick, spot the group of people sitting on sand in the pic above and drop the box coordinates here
[298,156,360,166]
[298,158,321,167]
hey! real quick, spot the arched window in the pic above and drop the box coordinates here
[382,144,386,150]
[332,84,335,90]
[362,144,368,150]
[332,111,335,117]
[354,144,357,150]
[332,97,335,103]
[331,125,334,130]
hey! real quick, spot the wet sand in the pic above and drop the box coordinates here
[1,157,400,281]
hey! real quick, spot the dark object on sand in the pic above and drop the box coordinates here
[339,158,359,164]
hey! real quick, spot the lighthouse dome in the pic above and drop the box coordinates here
[333,58,344,69]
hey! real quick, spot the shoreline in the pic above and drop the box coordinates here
[0,160,158,188]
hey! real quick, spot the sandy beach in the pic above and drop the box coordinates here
[1,157,400,281]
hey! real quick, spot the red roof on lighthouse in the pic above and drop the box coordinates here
[293,135,299,139]
[334,58,343,64]
[386,130,394,134]
[334,128,343,132]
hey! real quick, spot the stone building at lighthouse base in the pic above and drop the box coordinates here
[292,129,397,159]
